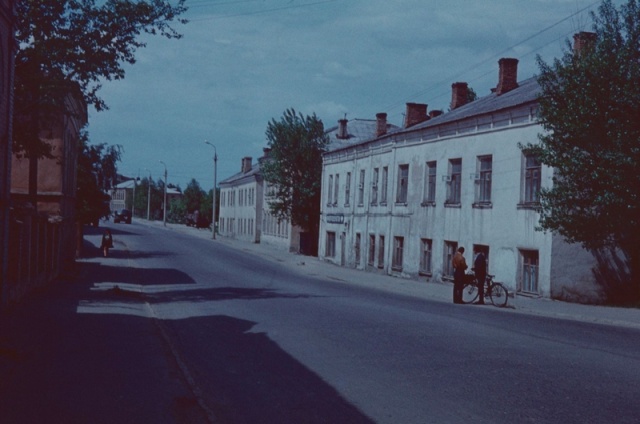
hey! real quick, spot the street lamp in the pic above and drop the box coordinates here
[159,160,167,227]
[145,168,152,221]
[205,141,218,239]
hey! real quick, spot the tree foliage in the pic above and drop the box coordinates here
[13,0,187,157]
[261,108,329,237]
[525,0,640,302]
[76,133,122,225]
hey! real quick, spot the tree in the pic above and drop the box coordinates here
[524,0,640,303]
[261,109,330,254]
[76,133,122,227]
[13,0,187,200]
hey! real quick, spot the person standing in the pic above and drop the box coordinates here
[452,246,467,304]
[474,251,487,305]
[100,229,113,257]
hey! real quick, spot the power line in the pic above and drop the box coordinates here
[187,0,341,22]
[384,0,600,112]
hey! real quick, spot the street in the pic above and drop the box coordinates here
[2,221,640,424]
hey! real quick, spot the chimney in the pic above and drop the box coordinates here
[262,147,271,158]
[496,58,519,95]
[241,156,252,173]
[429,110,443,118]
[450,82,469,110]
[337,119,349,139]
[405,102,428,128]
[376,113,388,137]
[573,31,596,56]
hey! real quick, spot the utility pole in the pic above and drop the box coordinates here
[159,161,167,227]
[205,141,218,239]
[145,169,151,220]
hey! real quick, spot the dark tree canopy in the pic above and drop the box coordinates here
[525,0,640,302]
[76,133,122,226]
[13,0,188,156]
[261,108,329,239]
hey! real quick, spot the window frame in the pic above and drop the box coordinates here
[419,238,433,275]
[446,159,462,206]
[396,164,409,205]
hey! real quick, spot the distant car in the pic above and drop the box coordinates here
[114,209,132,224]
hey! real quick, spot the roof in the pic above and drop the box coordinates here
[410,76,541,130]
[325,118,399,151]
[324,76,541,155]
[219,161,261,186]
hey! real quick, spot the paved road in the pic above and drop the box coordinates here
[1,221,640,423]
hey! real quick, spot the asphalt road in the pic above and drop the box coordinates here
[3,221,639,424]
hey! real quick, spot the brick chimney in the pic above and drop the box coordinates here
[450,82,469,110]
[405,103,428,128]
[496,58,519,95]
[429,110,443,118]
[337,118,349,139]
[376,113,388,137]
[573,31,596,56]
[241,157,252,173]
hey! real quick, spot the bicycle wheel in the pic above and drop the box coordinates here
[461,283,479,304]
[489,283,509,307]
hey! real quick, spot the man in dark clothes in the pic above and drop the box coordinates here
[474,251,487,305]
[452,247,467,304]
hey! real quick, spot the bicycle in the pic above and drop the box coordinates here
[461,273,509,307]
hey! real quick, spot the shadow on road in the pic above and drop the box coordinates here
[0,256,373,423]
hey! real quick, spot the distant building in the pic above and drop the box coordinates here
[218,118,394,252]
[318,57,602,302]
[219,156,263,243]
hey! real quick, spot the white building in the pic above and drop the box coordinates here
[319,58,601,302]
[218,119,393,252]
[219,156,263,243]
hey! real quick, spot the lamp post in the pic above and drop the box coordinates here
[205,141,218,239]
[145,168,152,221]
[159,161,167,227]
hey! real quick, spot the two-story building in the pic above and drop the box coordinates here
[318,57,601,302]
[218,118,394,252]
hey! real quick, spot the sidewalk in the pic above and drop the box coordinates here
[146,219,640,331]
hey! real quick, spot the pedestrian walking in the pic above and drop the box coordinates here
[452,247,467,304]
[474,251,487,305]
[100,229,113,257]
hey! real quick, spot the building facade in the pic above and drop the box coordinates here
[0,0,16,307]
[218,119,390,252]
[8,86,87,304]
[219,156,263,243]
[318,58,601,302]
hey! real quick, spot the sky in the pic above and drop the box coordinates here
[87,0,616,191]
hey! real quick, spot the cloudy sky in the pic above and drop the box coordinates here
[87,0,613,190]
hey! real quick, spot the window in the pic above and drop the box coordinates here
[358,170,365,205]
[396,164,409,204]
[345,172,351,206]
[334,174,339,205]
[326,232,336,258]
[443,241,458,278]
[378,235,385,268]
[327,175,333,206]
[355,233,361,266]
[520,249,539,293]
[523,155,541,204]
[423,161,437,204]
[371,168,379,204]
[392,237,404,271]
[381,166,388,204]
[446,159,462,204]
[420,238,432,275]
[368,234,376,266]
[475,156,492,205]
